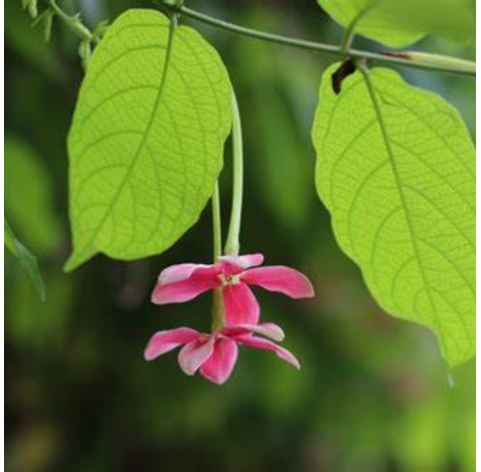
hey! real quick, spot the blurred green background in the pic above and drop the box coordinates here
[5,1,475,471]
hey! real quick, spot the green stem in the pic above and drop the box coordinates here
[211,288,225,332]
[211,183,225,331]
[402,51,476,75]
[49,0,92,42]
[224,93,244,256]
[340,28,355,57]
[211,183,222,261]
[340,9,363,55]
[169,5,475,77]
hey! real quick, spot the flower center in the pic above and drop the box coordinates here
[218,273,241,286]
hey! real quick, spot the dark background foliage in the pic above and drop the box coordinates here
[5,1,475,471]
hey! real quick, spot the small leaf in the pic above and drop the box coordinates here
[66,9,232,271]
[312,64,475,367]
[317,0,474,48]
[92,20,110,42]
[5,218,46,301]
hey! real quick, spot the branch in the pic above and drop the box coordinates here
[167,5,475,78]
[49,0,92,42]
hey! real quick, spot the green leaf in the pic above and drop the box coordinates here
[65,9,232,271]
[317,0,474,48]
[4,137,62,255]
[312,64,475,367]
[5,218,46,301]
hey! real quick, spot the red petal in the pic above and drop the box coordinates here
[242,266,314,299]
[144,327,200,361]
[223,283,260,326]
[178,336,215,376]
[236,335,300,370]
[152,263,221,305]
[200,339,239,385]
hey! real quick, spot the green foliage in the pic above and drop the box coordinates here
[317,0,474,48]
[4,137,62,255]
[32,8,55,42]
[6,268,73,349]
[4,1,476,468]
[65,9,232,271]
[312,64,475,367]
[5,218,46,301]
[6,0,59,77]
[21,0,38,18]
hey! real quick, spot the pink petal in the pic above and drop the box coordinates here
[144,327,200,361]
[236,335,301,370]
[222,323,285,342]
[223,283,260,326]
[158,263,213,284]
[200,339,239,385]
[242,266,314,299]
[220,253,264,275]
[178,336,215,376]
[152,264,221,305]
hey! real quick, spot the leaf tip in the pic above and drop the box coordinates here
[63,246,96,273]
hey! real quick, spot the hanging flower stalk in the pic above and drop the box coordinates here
[144,94,314,384]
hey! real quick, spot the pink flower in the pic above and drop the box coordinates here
[151,254,314,325]
[144,323,300,385]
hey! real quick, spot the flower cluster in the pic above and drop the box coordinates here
[144,253,314,384]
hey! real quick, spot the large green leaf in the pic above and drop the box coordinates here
[5,218,46,301]
[5,137,62,255]
[65,9,232,271]
[317,0,474,48]
[312,64,475,367]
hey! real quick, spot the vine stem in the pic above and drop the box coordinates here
[224,93,244,256]
[169,5,475,77]
[340,6,372,55]
[212,183,223,261]
[49,0,92,42]
[211,183,225,331]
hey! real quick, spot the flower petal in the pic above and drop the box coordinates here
[236,335,301,370]
[222,323,285,342]
[220,254,264,276]
[200,339,239,385]
[144,327,200,361]
[178,336,215,376]
[152,264,221,305]
[242,266,314,299]
[157,263,212,284]
[223,283,260,325]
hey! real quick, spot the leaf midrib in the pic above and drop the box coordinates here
[359,66,448,351]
